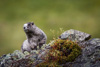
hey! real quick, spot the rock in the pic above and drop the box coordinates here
[59,29,91,42]
[37,49,49,60]
[0,50,35,67]
[0,29,100,67]
[62,38,100,67]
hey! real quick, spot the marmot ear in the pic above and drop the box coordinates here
[31,22,34,25]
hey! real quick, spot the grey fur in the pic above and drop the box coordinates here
[21,22,47,53]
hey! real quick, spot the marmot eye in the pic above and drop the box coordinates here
[32,23,34,25]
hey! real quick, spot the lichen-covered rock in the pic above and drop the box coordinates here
[37,49,50,60]
[62,38,100,67]
[59,29,91,42]
[0,29,100,67]
[0,50,35,67]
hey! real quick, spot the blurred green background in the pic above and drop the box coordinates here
[0,0,100,56]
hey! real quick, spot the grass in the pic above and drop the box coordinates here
[0,0,100,56]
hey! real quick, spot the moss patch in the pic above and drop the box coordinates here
[37,39,81,67]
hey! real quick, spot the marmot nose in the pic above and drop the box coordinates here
[24,26,29,30]
[24,27,26,29]
[23,24,28,30]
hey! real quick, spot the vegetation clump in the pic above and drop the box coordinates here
[37,39,81,67]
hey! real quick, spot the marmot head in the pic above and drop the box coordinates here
[23,22,36,33]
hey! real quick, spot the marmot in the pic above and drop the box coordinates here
[21,22,47,53]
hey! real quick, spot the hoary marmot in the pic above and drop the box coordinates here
[21,22,47,53]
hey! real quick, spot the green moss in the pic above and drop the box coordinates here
[37,61,62,67]
[37,39,81,67]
